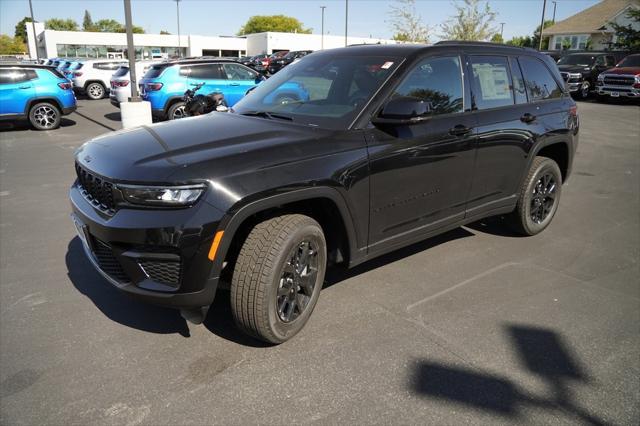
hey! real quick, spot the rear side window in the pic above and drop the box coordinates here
[222,63,257,80]
[0,69,37,84]
[93,62,124,70]
[113,66,129,77]
[144,65,168,78]
[186,64,225,80]
[470,56,513,110]
[392,55,464,116]
[47,68,66,79]
[518,56,563,102]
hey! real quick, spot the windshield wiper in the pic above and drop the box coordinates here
[239,111,293,121]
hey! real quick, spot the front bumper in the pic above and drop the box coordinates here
[69,183,224,309]
[597,85,640,98]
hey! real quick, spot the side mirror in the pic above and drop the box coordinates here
[216,105,229,112]
[372,96,432,125]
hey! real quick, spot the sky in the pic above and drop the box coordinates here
[0,0,601,42]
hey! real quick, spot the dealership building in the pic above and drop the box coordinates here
[25,22,396,60]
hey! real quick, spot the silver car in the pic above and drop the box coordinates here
[109,61,158,107]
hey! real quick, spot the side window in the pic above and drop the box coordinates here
[605,56,616,67]
[179,66,191,77]
[509,57,528,104]
[22,70,37,81]
[0,70,30,84]
[392,56,463,116]
[0,70,11,84]
[470,56,513,110]
[222,63,258,81]
[189,64,224,80]
[518,56,563,102]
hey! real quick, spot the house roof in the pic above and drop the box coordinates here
[543,0,639,35]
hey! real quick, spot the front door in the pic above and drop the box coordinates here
[367,55,477,252]
[220,63,261,106]
[0,68,35,115]
[187,63,228,101]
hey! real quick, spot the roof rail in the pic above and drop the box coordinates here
[435,40,536,51]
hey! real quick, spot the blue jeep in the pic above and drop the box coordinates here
[138,59,268,120]
[0,64,77,130]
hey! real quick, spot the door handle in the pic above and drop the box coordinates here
[521,113,536,123]
[18,85,31,89]
[449,124,472,136]
[229,83,240,87]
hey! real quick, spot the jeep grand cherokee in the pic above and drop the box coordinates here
[70,42,579,344]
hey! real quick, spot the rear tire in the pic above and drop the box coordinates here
[28,102,61,130]
[167,101,187,120]
[85,82,105,100]
[230,214,327,344]
[508,156,562,236]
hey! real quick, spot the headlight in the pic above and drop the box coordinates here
[119,184,206,206]
[597,74,605,80]
[569,73,582,79]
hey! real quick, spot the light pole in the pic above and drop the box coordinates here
[320,6,326,50]
[123,0,139,100]
[344,0,348,47]
[500,22,505,39]
[538,0,547,51]
[174,0,182,58]
[552,1,557,23]
[27,0,39,61]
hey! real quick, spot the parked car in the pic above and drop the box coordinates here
[71,59,127,100]
[138,59,266,120]
[596,53,640,101]
[264,50,289,73]
[557,52,619,99]
[109,61,157,107]
[0,64,76,130]
[70,42,578,343]
[267,50,313,74]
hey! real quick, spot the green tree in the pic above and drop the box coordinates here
[94,19,122,32]
[160,30,171,35]
[440,0,498,41]
[506,35,533,47]
[388,0,430,43]
[14,17,33,42]
[610,8,640,51]
[532,20,554,50]
[0,34,27,54]
[238,15,311,35]
[490,33,504,43]
[45,18,78,31]
[82,10,95,31]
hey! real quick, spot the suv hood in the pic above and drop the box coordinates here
[75,113,327,183]
[557,64,590,73]
[601,66,640,75]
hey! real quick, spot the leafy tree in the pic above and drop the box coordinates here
[45,18,79,31]
[0,34,27,54]
[490,33,503,43]
[94,19,122,33]
[610,8,640,51]
[238,15,311,35]
[388,0,430,43]
[440,0,497,41]
[532,20,554,50]
[506,35,533,47]
[82,10,95,31]
[118,25,145,34]
[160,30,171,35]
[14,17,33,42]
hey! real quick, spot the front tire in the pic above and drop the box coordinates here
[509,156,562,236]
[578,82,590,100]
[85,82,106,100]
[231,214,327,344]
[167,101,187,120]
[28,102,61,130]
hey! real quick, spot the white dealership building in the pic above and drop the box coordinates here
[25,22,397,60]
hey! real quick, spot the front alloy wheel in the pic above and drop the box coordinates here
[277,241,319,322]
[86,82,105,100]
[29,102,61,130]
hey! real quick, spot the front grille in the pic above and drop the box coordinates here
[603,75,635,86]
[138,259,181,287]
[75,163,116,213]
[93,238,130,283]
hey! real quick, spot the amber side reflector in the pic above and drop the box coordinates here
[208,230,224,261]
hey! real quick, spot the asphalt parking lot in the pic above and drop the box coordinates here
[0,98,638,425]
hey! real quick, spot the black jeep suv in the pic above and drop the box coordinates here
[70,42,579,343]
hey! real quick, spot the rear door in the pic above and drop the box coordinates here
[220,63,261,105]
[0,69,36,115]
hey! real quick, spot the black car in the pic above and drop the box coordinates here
[70,42,578,343]
[267,50,313,74]
[557,52,620,99]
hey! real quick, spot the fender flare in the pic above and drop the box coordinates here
[24,97,62,115]
[208,187,361,280]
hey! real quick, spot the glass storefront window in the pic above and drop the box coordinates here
[55,44,186,59]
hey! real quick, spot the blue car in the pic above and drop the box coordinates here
[0,64,77,130]
[138,59,267,120]
[61,61,82,80]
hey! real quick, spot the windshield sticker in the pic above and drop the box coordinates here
[381,61,394,69]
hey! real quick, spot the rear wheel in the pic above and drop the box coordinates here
[28,102,61,130]
[230,214,327,344]
[167,101,187,120]
[86,82,105,100]
[508,156,562,236]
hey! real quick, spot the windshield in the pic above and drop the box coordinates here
[618,55,640,67]
[557,55,595,66]
[232,54,401,129]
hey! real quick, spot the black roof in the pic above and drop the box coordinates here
[0,63,58,70]
[154,58,240,67]
[335,41,542,57]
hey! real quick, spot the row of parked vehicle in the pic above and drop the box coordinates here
[544,51,640,101]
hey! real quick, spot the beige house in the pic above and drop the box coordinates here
[544,0,639,51]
